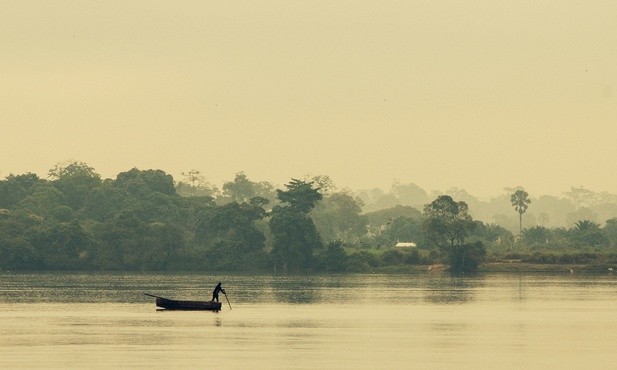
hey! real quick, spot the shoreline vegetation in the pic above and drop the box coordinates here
[3,262,616,275]
[2,162,617,275]
[374,262,617,274]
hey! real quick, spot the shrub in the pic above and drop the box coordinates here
[381,249,405,265]
[449,241,486,274]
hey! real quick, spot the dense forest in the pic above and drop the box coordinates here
[2,162,617,273]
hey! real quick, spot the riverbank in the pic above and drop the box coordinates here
[481,261,617,274]
[373,261,617,274]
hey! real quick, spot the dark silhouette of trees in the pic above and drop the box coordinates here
[448,241,486,275]
[269,179,322,272]
[423,195,476,249]
[5,163,617,272]
[423,195,483,274]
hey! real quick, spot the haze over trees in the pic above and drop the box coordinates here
[2,162,617,273]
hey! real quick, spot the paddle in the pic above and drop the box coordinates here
[224,292,232,310]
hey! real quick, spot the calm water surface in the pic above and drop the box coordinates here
[1,272,616,369]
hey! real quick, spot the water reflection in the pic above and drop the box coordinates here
[269,276,321,304]
[423,278,479,304]
[3,272,617,369]
[424,288,475,304]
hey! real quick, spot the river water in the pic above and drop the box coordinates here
[1,272,616,369]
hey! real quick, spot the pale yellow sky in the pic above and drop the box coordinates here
[1,1,616,198]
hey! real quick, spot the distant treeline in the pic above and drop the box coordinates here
[1,162,617,273]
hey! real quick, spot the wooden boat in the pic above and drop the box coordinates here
[144,293,222,311]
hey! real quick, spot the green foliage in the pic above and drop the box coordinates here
[404,249,421,264]
[222,172,256,203]
[115,168,176,196]
[270,206,322,272]
[522,226,552,246]
[422,196,484,272]
[317,241,349,272]
[269,180,323,272]
[448,241,486,275]
[570,220,607,247]
[365,205,422,226]
[345,251,378,272]
[387,216,422,245]
[510,189,531,215]
[470,222,513,247]
[381,249,405,265]
[49,161,102,210]
[51,205,74,222]
[276,179,322,213]
[0,173,43,209]
[364,205,422,247]
[220,172,276,205]
[423,195,476,249]
[80,180,128,222]
[32,221,92,269]
[5,165,617,272]
[0,236,37,269]
[186,197,269,271]
[312,191,366,243]
[93,212,184,270]
[604,218,617,247]
[17,184,66,217]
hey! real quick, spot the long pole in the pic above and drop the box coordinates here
[224,292,232,310]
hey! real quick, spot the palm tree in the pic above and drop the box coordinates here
[572,220,605,247]
[511,189,531,237]
[574,219,598,232]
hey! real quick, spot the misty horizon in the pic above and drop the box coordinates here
[4,162,617,203]
[2,1,616,202]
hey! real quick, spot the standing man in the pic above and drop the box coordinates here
[212,282,225,302]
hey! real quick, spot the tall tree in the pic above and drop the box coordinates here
[48,161,102,211]
[276,179,322,213]
[422,195,482,274]
[423,195,475,249]
[269,179,322,272]
[510,189,531,237]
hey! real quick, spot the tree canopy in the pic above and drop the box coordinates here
[423,195,476,249]
[2,163,617,273]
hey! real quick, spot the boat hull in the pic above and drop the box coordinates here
[155,297,222,311]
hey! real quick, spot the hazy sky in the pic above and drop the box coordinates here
[2,1,616,199]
